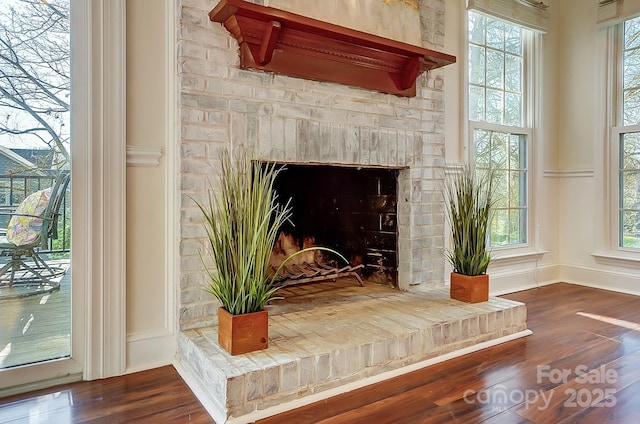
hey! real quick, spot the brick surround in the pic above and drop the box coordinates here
[178,0,448,330]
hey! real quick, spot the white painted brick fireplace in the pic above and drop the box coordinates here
[174,2,531,422]
[178,0,448,330]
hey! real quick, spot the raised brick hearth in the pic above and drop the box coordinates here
[175,284,529,423]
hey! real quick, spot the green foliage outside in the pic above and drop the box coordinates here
[621,133,640,249]
[50,211,70,259]
[474,129,527,246]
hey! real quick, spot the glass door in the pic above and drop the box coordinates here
[0,0,71,370]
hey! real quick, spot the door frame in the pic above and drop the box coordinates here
[0,0,127,395]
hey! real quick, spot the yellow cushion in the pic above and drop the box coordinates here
[6,188,51,246]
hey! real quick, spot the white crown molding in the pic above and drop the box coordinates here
[444,162,464,176]
[126,145,163,167]
[543,169,595,178]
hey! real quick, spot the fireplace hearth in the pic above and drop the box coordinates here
[177,285,530,423]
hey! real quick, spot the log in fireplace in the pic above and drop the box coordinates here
[267,163,400,287]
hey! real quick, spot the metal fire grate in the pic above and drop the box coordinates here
[270,260,364,289]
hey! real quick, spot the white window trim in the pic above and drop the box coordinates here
[596,20,640,264]
[464,11,542,258]
[467,0,550,33]
[83,0,127,380]
[468,121,533,248]
[610,123,640,254]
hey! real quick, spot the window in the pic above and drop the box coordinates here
[468,11,530,246]
[617,16,640,249]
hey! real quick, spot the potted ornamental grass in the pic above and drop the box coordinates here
[195,148,344,354]
[444,164,495,303]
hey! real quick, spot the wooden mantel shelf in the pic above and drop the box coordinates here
[209,0,456,97]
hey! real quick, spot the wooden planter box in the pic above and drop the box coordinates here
[218,307,269,355]
[450,273,489,303]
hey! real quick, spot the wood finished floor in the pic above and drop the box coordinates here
[1,282,640,423]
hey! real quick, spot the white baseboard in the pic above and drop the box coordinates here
[485,262,640,297]
[465,263,562,296]
[470,261,640,298]
[559,264,640,297]
[125,330,176,374]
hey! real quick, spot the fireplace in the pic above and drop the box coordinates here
[268,163,401,287]
[178,0,450,330]
[174,2,533,422]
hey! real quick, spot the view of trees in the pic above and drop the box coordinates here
[621,17,640,248]
[0,0,70,172]
[621,133,640,248]
[0,0,71,254]
[468,12,528,247]
[624,17,640,126]
[474,128,527,246]
[468,12,523,127]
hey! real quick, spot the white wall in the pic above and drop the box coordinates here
[554,0,601,272]
[553,0,640,295]
[124,0,176,372]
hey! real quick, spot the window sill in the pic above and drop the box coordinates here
[592,251,640,268]
[491,249,548,266]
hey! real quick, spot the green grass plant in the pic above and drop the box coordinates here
[195,149,345,315]
[444,165,495,276]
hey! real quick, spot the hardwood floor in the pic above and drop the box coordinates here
[0,366,213,423]
[2,282,640,423]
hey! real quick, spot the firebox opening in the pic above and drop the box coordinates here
[267,163,400,288]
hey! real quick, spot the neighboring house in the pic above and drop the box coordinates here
[9,148,53,172]
[0,146,47,177]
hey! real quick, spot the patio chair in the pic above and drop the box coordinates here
[0,172,70,298]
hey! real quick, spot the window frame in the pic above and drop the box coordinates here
[592,17,640,266]
[465,10,537,253]
[608,17,640,255]
[613,125,640,251]
[469,121,532,246]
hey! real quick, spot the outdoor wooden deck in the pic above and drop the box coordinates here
[0,260,70,369]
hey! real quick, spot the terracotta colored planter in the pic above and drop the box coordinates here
[450,272,489,303]
[218,307,269,355]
